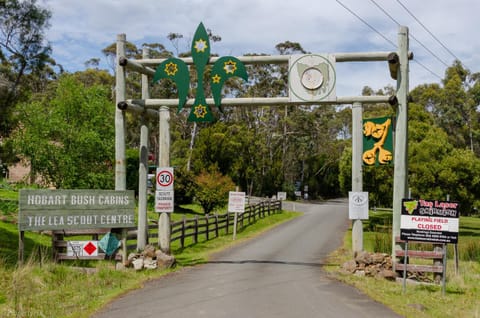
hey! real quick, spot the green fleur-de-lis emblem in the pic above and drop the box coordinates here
[152,22,248,122]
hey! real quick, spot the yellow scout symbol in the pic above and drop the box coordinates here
[362,117,393,166]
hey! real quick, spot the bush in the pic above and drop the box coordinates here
[194,167,235,214]
[174,167,196,205]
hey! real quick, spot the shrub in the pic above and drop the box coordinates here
[194,167,235,214]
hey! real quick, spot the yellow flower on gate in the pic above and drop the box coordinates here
[164,62,178,76]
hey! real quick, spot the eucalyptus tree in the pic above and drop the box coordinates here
[0,0,54,165]
[419,61,480,154]
[10,75,115,188]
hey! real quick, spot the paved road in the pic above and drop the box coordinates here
[92,200,402,318]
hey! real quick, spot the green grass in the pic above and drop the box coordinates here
[0,200,300,318]
[324,211,480,318]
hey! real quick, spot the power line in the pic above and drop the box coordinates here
[395,0,463,63]
[335,0,443,80]
[334,0,397,48]
[369,0,450,69]
[413,59,443,80]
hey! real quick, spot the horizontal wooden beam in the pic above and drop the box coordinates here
[117,101,159,119]
[123,95,393,109]
[394,263,444,273]
[120,51,414,71]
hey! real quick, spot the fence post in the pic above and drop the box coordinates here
[194,215,198,244]
[205,214,209,241]
[433,244,444,283]
[226,212,229,234]
[181,215,186,248]
[215,213,219,238]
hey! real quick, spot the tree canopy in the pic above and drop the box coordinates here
[10,74,115,188]
[1,2,479,215]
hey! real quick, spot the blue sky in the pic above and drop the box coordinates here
[43,0,480,97]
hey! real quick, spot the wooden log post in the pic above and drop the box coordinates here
[205,214,209,241]
[137,47,150,251]
[392,26,410,269]
[351,101,364,255]
[115,33,128,262]
[194,215,198,244]
[181,216,186,248]
[158,106,171,254]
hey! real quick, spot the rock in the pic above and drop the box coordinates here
[371,253,388,264]
[354,270,366,277]
[355,251,373,265]
[132,258,144,270]
[122,247,176,270]
[341,251,397,281]
[342,260,358,273]
[143,244,156,258]
[155,250,176,269]
[143,258,158,270]
[124,253,137,267]
[377,269,397,281]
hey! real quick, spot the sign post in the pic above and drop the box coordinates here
[228,191,246,240]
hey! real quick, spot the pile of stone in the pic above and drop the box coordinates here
[122,244,176,271]
[341,251,397,280]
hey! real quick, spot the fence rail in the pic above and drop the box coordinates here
[126,199,282,250]
[50,199,282,261]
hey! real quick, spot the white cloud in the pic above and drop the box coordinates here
[42,0,480,96]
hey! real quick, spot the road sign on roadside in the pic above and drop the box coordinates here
[228,191,246,213]
[155,167,174,213]
[156,167,174,191]
[349,191,369,219]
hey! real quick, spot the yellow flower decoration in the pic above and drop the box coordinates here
[164,62,178,76]
[194,39,208,53]
[223,60,237,74]
[193,105,207,118]
[212,74,221,83]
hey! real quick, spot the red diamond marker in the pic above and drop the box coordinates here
[83,242,97,255]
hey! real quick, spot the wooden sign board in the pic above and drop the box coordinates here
[18,189,135,231]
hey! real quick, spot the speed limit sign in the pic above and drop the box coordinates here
[156,167,174,190]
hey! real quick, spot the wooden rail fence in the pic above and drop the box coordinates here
[126,199,282,250]
[51,199,282,261]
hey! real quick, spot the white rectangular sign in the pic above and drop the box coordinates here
[277,192,287,201]
[156,167,174,191]
[348,191,369,220]
[228,191,246,213]
[67,241,98,257]
[155,190,174,213]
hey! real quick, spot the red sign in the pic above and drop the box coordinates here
[83,241,97,255]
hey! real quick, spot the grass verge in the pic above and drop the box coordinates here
[0,209,300,318]
[324,212,480,318]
